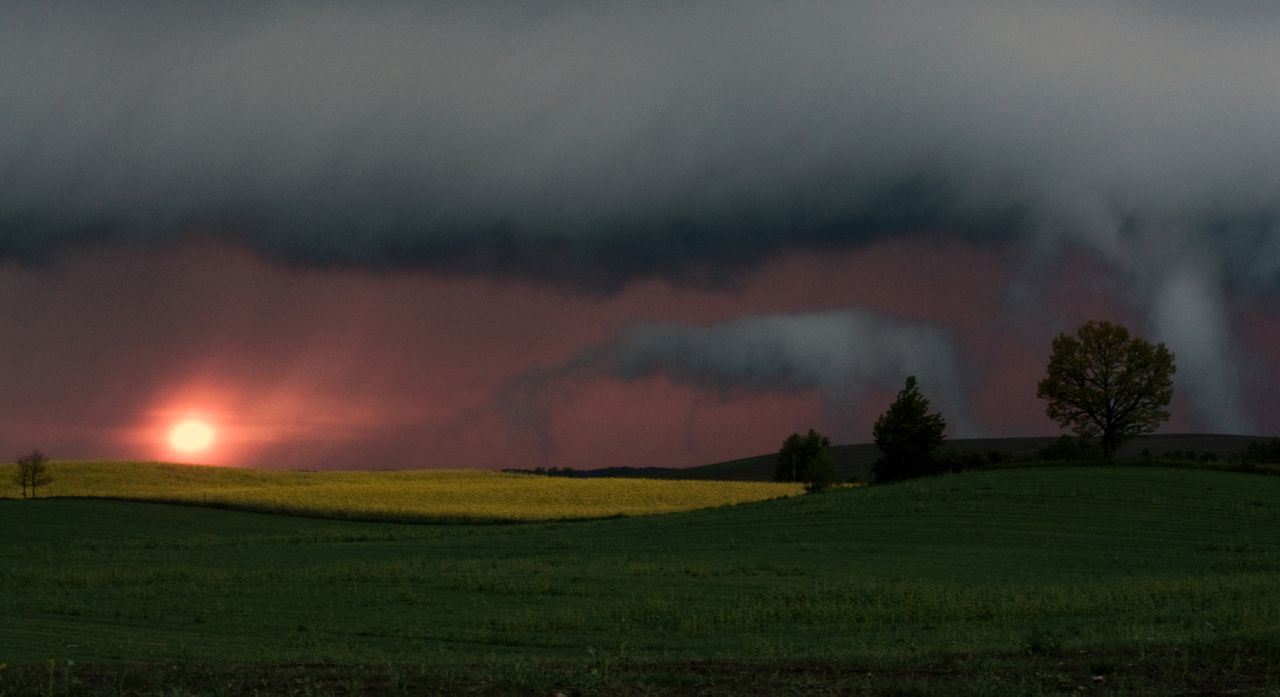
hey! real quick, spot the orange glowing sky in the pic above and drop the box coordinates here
[169,418,215,454]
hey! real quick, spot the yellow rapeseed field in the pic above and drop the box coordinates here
[0,461,803,522]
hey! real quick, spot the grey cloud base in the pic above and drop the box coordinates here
[614,310,962,408]
[500,308,968,457]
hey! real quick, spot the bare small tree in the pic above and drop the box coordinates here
[15,450,51,499]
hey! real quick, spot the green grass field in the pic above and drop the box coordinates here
[3,466,1280,695]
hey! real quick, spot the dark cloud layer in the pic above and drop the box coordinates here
[4,2,1280,436]
[1,3,1009,284]
[8,2,1277,278]
[4,4,1279,266]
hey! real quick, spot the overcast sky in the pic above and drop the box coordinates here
[3,2,1279,468]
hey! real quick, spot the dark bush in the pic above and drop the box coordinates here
[802,450,839,494]
[1238,438,1280,465]
[1038,435,1100,461]
[936,450,985,473]
[776,429,837,493]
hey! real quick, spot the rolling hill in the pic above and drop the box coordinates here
[3,464,1280,694]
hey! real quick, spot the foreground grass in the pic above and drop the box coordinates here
[6,643,1280,696]
[3,466,1280,694]
[0,461,803,521]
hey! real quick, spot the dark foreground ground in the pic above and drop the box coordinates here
[3,465,1280,695]
[5,642,1280,696]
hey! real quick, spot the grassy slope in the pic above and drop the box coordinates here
[2,465,1280,680]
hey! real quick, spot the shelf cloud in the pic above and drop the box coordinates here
[3,3,1277,283]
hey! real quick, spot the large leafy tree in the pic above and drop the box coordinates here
[872,376,947,483]
[1036,320,1175,461]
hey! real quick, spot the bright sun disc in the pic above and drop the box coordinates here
[169,419,215,453]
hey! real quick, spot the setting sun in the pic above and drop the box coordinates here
[169,419,216,453]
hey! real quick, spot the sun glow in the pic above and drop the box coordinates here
[169,419,216,453]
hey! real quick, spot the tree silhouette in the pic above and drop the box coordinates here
[775,429,836,491]
[872,376,946,483]
[15,450,52,499]
[1036,320,1175,461]
[802,447,838,493]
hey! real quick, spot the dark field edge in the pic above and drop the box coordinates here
[9,494,630,526]
[3,640,1278,696]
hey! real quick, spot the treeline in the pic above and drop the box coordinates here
[506,436,1280,484]
[982,435,1280,467]
[1237,438,1280,465]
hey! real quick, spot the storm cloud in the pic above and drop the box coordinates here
[4,2,1280,435]
[2,2,1277,277]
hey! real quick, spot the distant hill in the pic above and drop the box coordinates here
[563,433,1272,482]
